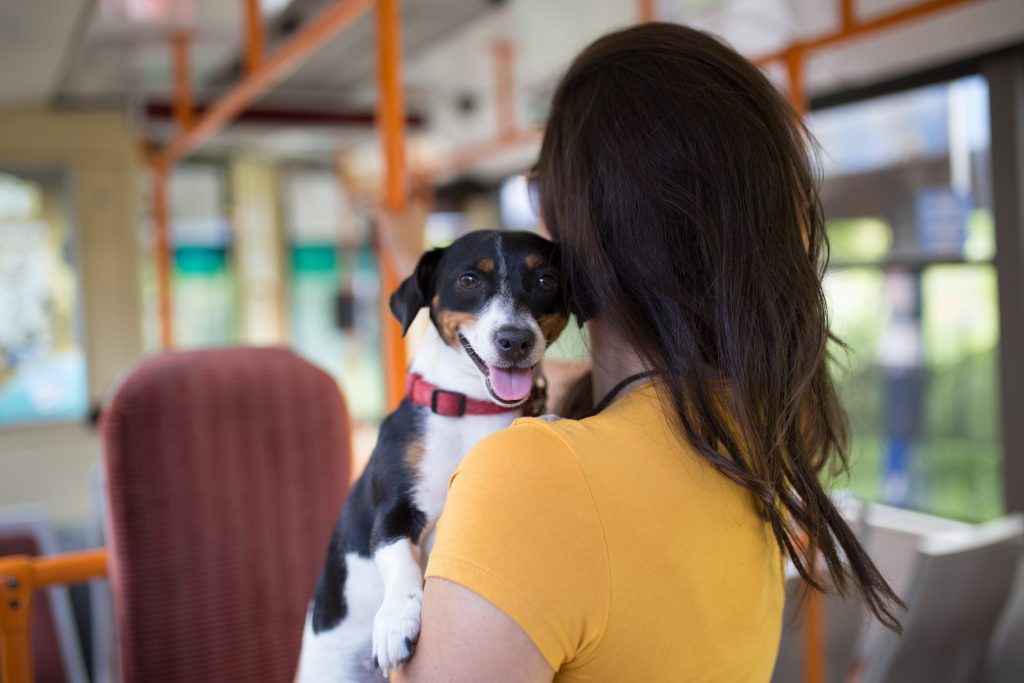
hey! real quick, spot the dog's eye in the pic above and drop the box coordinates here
[537,274,557,292]
[459,273,479,289]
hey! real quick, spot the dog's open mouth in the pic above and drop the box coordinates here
[457,332,533,405]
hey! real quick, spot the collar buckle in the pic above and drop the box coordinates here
[431,388,467,417]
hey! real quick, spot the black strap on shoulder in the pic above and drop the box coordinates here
[579,370,663,419]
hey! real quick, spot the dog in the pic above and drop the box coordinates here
[297,230,569,682]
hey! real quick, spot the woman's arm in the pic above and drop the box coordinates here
[397,578,554,683]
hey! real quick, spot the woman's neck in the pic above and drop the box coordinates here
[587,315,649,407]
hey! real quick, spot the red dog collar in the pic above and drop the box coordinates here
[405,373,528,417]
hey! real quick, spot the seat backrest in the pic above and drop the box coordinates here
[101,347,351,683]
[986,549,1024,682]
[863,515,1024,683]
[864,504,973,598]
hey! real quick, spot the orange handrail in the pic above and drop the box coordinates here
[0,550,108,683]
[31,550,107,588]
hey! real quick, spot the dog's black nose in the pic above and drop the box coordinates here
[494,326,535,362]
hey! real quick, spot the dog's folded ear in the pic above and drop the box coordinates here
[389,247,444,336]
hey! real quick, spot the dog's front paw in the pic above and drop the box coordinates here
[372,588,423,677]
[537,413,562,423]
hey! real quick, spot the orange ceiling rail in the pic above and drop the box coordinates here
[440,0,980,178]
[755,0,982,111]
[171,30,195,132]
[154,0,374,170]
[757,0,980,66]
[0,550,108,683]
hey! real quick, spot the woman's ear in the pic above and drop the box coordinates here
[388,247,444,336]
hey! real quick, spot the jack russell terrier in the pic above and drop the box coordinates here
[298,229,569,681]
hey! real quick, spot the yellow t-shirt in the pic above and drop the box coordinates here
[424,384,784,681]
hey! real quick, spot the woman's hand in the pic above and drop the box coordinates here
[396,578,554,683]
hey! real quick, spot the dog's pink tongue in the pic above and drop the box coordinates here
[488,366,533,402]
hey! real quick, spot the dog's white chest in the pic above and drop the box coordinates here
[413,411,518,533]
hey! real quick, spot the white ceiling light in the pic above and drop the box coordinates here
[261,0,294,17]
[99,0,196,25]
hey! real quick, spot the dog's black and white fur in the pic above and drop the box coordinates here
[297,230,569,682]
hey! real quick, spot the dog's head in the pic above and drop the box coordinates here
[389,230,569,407]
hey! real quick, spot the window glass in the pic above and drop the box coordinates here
[812,75,1001,521]
[283,168,385,421]
[0,167,88,426]
[170,164,237,348]
[140,163,237,351]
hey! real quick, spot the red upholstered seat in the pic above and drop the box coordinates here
[100,347,351,683]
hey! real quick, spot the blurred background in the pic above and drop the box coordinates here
[1,1,1023,682]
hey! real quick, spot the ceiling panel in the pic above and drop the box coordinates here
[60,1,242,103]
[266,0,494,101]
[51,0,494,109]
[0,0,90,107]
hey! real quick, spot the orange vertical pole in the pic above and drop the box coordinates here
[840,0,855,31]
[493,39,516,140]
[153,163,175,349]
[243,0,265,74]
[1,550,107,683]
[785,46,808,115]
[171,31,194,132]
[803,586,826,683]
[637,0,656,22]
[0,557,33,683]
[164,31,187,351]
[376,0,409,410]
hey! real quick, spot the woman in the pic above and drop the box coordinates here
[395,22,902,682]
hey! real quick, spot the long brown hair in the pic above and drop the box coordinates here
[539,22,903,631]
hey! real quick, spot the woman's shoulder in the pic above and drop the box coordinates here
[430,419,611,673]
[456,416,587,486]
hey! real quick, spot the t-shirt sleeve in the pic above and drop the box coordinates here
[424,420,610,671]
